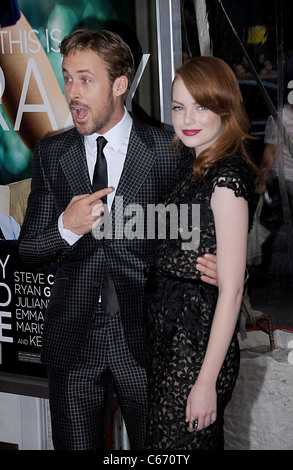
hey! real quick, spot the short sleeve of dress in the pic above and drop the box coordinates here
[210,154,258,229]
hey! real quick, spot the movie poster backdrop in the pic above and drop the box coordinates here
[0,0,138,185]
[0,0,155,377]
[0,241,56,376]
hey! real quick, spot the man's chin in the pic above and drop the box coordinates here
[74,121,93,136]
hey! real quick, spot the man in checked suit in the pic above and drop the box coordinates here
[18,29,217,450]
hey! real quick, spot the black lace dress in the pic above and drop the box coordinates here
[145,153,257,450]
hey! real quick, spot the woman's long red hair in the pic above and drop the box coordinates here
[171,56,261,183]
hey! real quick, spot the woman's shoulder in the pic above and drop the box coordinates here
[209,153,256,199]
[215,153,249,169]
[210,153,252,179]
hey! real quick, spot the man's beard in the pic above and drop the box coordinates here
[73,93,115,136]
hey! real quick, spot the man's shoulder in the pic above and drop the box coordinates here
[131,114,173,143]
[38,126,81,151]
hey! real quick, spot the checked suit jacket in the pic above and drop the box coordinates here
[18,115,187,370]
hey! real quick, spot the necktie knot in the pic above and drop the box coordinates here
[97,136,107,154]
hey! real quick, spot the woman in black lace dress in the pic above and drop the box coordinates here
[145,57,261,450]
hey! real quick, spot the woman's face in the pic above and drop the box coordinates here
[172,77,223,155]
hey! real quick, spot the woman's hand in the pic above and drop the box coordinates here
[186,380,217,432]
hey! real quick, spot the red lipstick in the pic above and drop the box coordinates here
[182,129,202,136]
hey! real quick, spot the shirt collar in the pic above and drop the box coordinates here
[84,108,133,152]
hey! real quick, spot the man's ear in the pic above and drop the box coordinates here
[113,76,128,96]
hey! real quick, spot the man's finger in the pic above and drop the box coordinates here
[92,203,104,218]
[196,260,216,275]
[91,186,114,201]
[199,274,218,286]
[199,253,217,265]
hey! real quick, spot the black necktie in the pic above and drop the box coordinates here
[92,136,119,317]
[93,136,108,203]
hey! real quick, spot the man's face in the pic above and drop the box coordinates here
[62,49,119,135]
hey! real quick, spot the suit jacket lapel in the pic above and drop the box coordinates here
[115,121,156,205]
[58,130,99,254]
[59,132,92,196]
[110,120,157,231]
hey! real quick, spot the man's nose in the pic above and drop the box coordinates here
[68,81,82,101]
